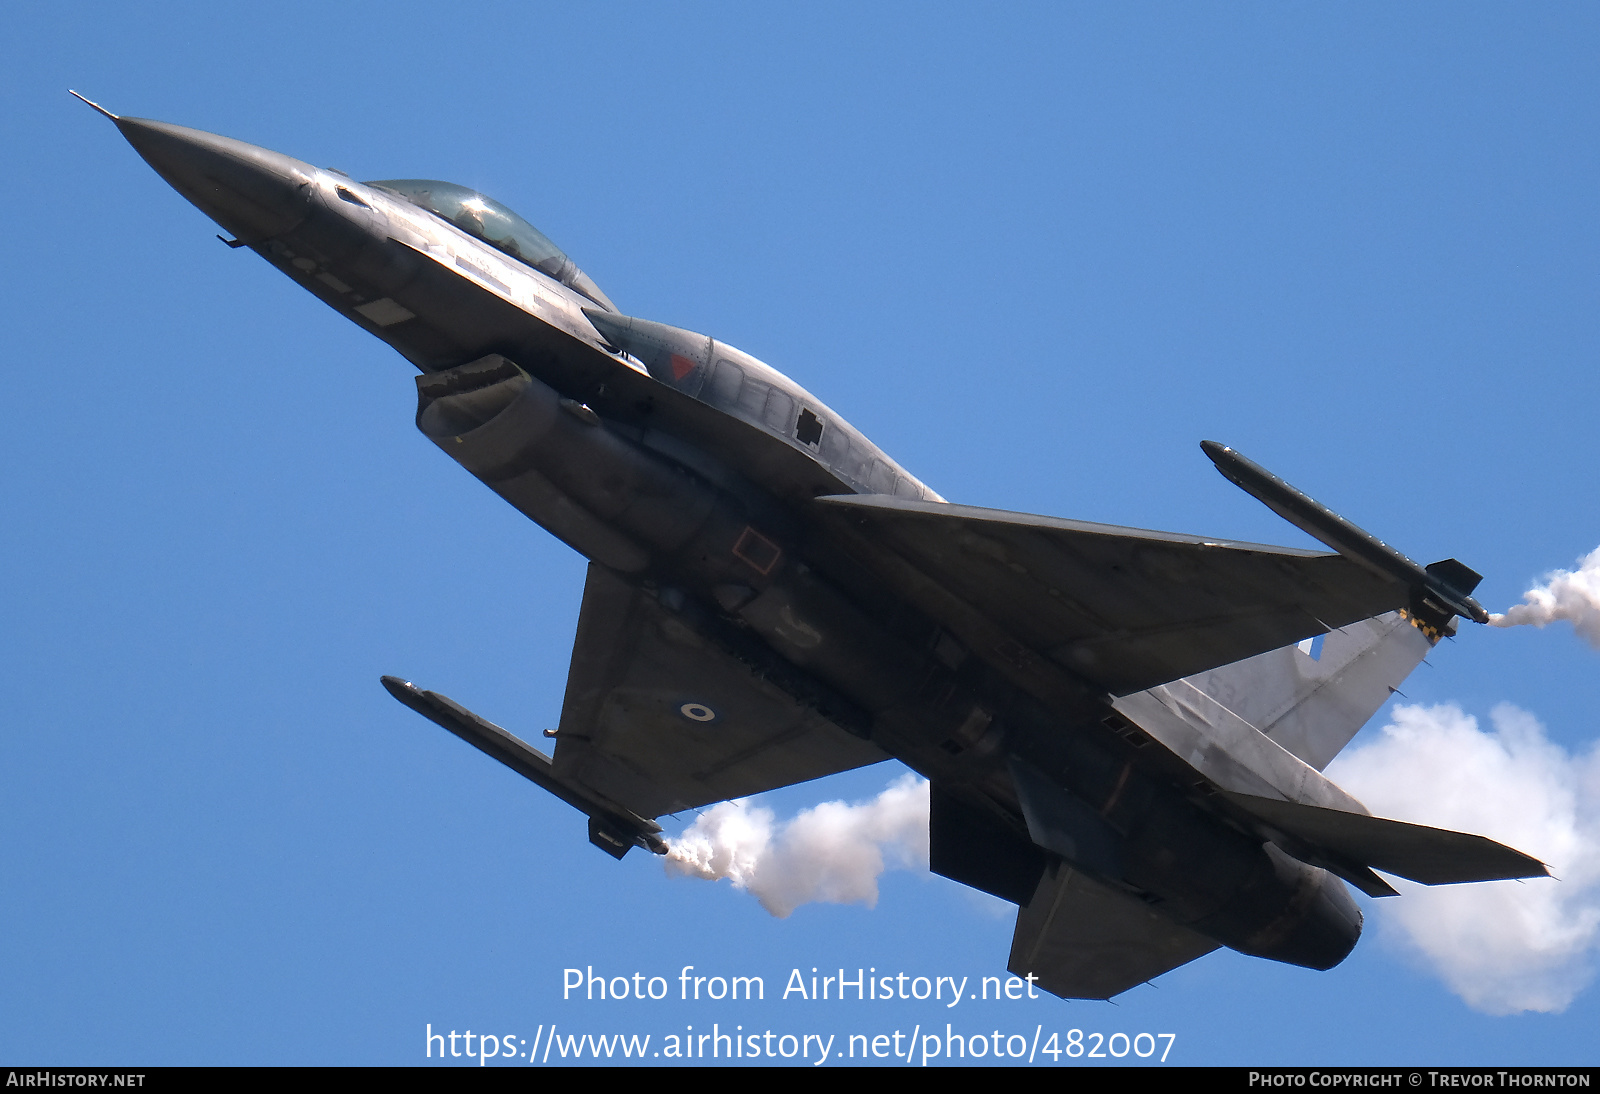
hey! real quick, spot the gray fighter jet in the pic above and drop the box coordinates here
[83,94,1546,1000]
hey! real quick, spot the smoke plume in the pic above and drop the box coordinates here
[665,706,1600,1014]
[665,774,929,917]
[1489,547,1600,648]
[1328,703,1600,1014]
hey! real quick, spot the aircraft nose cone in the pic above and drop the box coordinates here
[113,117,316,243]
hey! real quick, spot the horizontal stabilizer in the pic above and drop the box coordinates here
[1222,791,1547,888]
[1010,860,1218,1000]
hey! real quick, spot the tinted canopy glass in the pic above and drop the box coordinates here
[369,179,615,310]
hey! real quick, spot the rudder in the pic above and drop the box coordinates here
[1181,611,1439,770]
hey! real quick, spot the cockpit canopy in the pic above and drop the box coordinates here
[367,179,616,311]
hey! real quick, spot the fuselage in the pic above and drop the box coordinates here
[109,112,1365,976]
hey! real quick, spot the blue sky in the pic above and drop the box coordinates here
[4,2,1599,1066]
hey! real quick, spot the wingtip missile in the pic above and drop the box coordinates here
[1200,441,1489,626]
[379,675,668,857]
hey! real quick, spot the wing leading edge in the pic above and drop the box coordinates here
[550,563,890,819]
[816,494,1412,696]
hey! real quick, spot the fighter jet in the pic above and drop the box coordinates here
[83,93,1546,1000]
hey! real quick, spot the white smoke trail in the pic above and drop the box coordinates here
[1328,703,1600,1014]
[665,774,929,917]
[1489,547,1600,648]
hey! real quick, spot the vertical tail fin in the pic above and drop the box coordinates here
[1181,612,1440,770]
